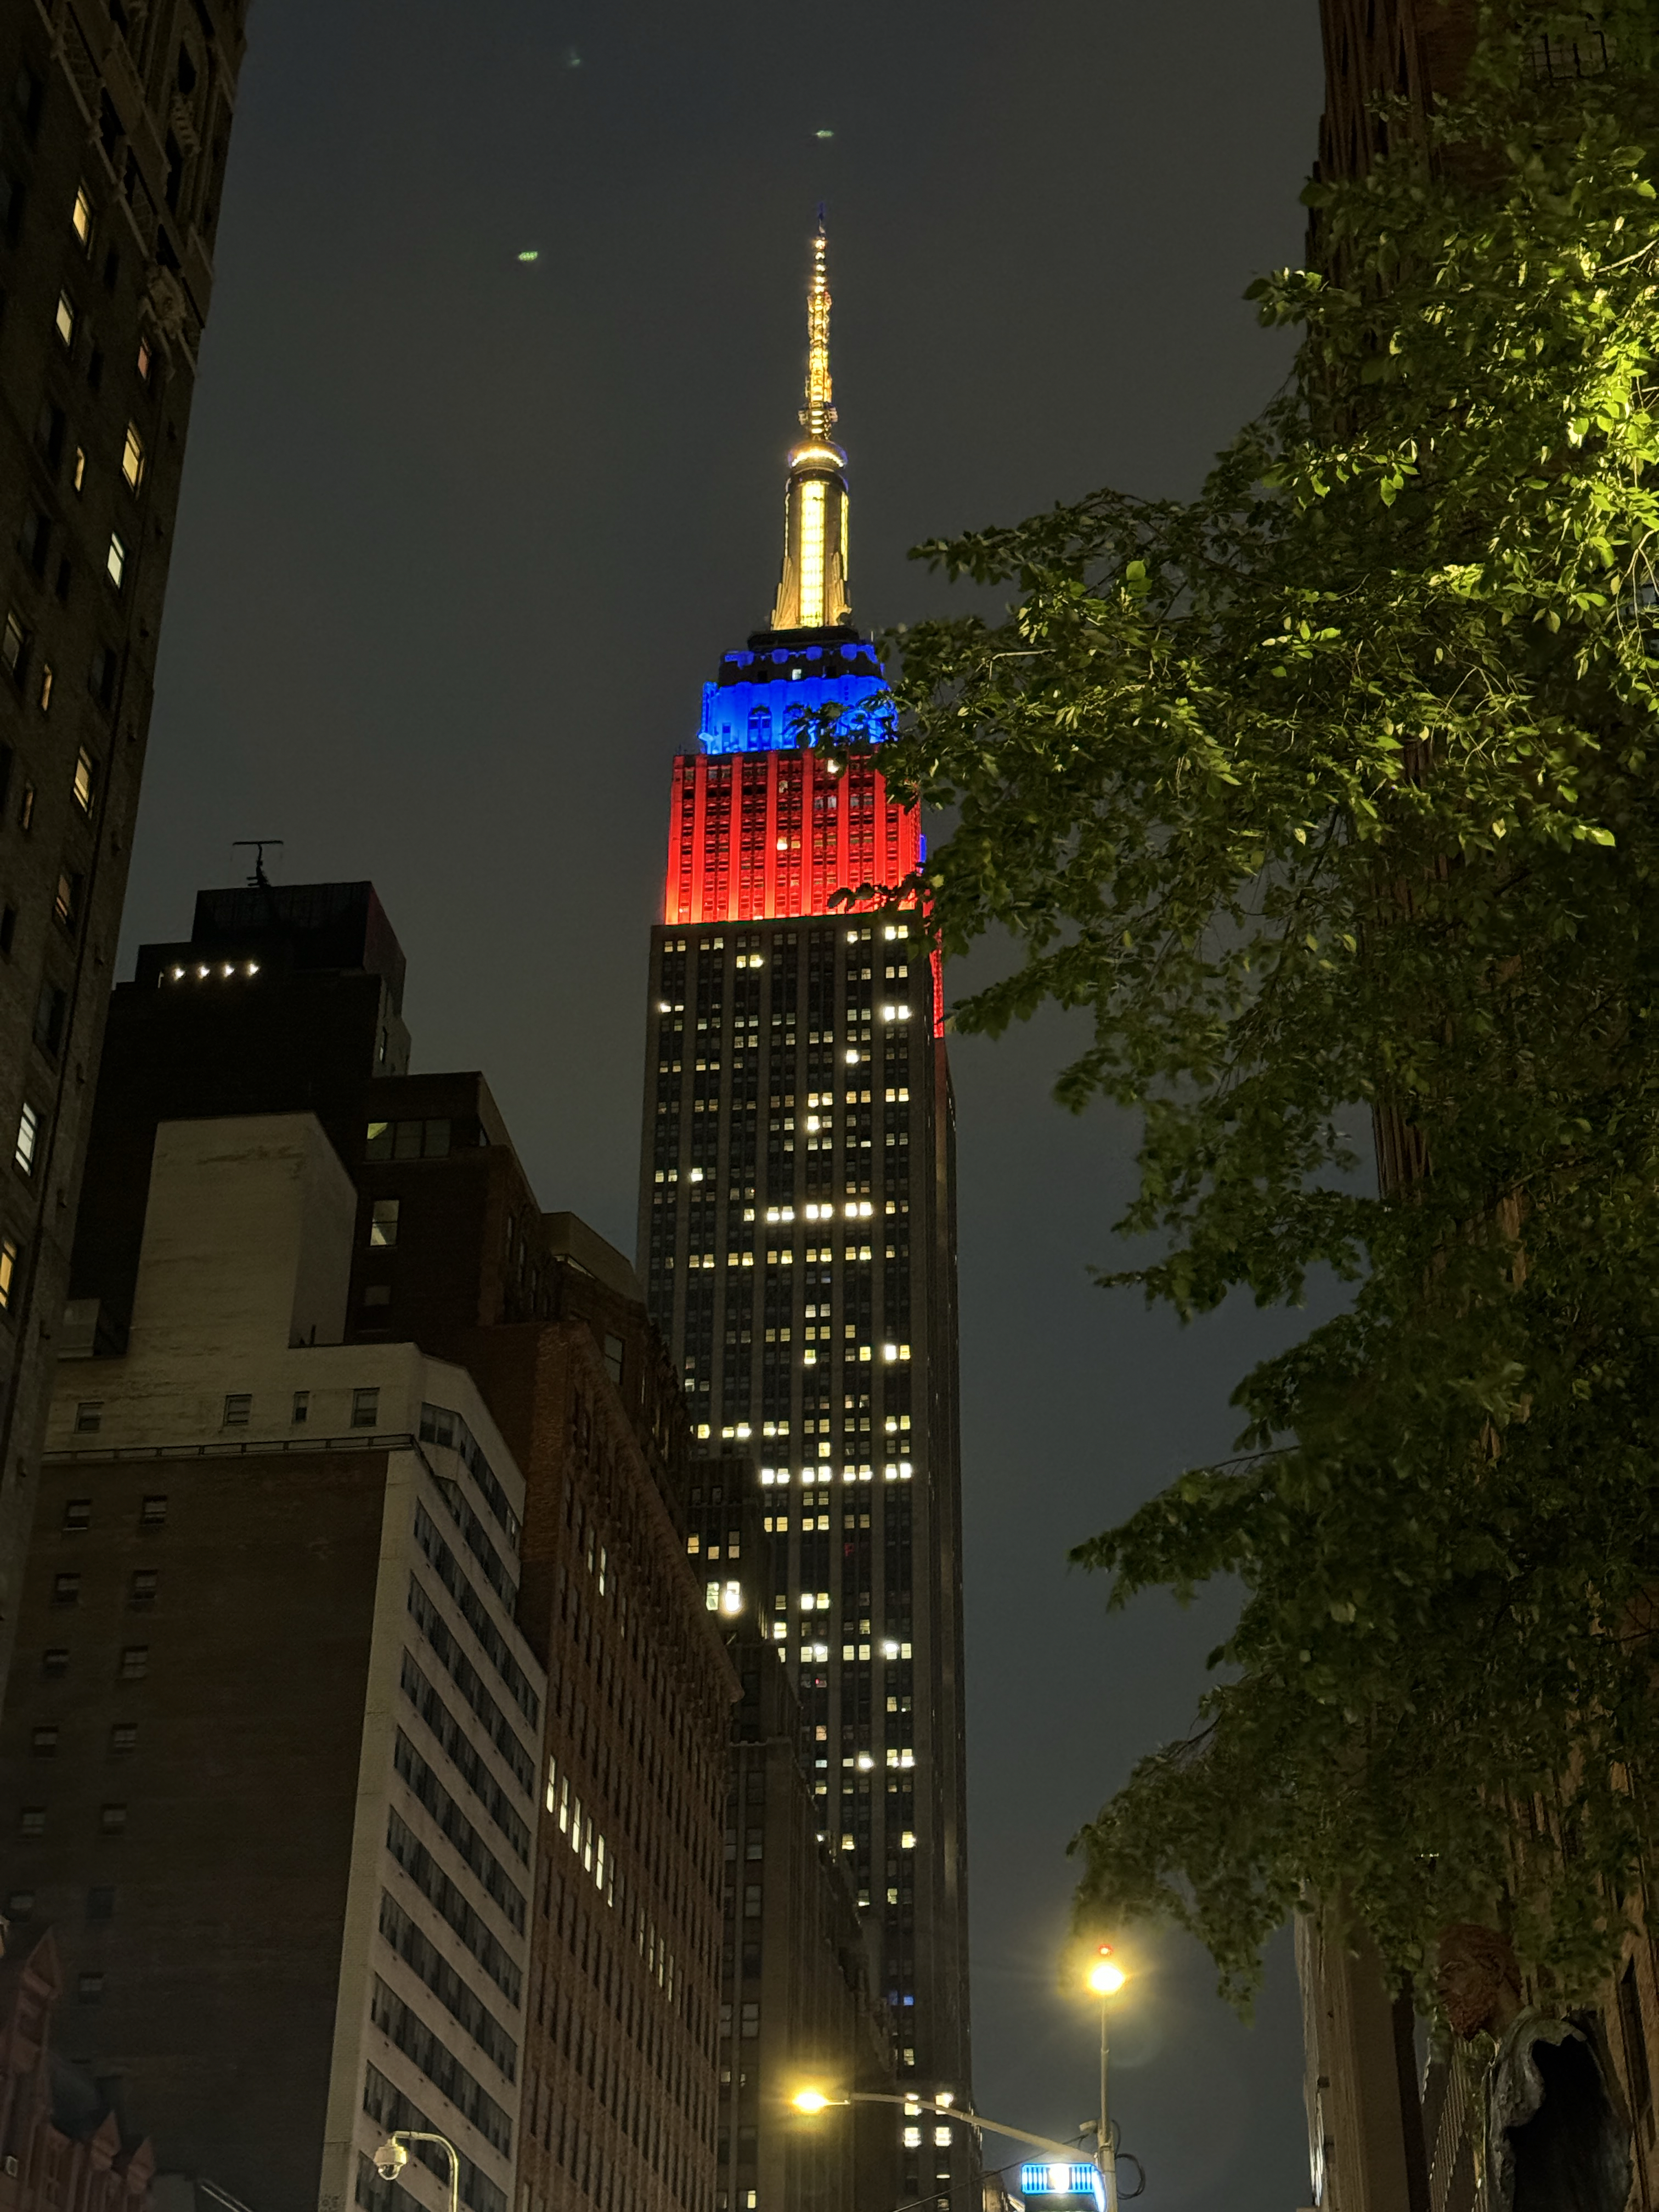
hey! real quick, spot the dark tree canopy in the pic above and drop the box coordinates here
[857,2,1659,2002]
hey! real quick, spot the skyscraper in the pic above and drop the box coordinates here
[637,222,973,2208]
[0,0,249,1698]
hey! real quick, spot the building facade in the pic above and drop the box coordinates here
[0,0,250,1696]
[689,1459,900,2212]
[637,222,972,2211]
[27,881,736,2212]
[0,1111,546,2212]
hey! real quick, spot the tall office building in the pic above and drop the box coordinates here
[0,0,248,1696]
[637,223,972,2209]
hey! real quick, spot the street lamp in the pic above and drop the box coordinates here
[1085,1944,1127,2212]
[372,2132,459,2212]
[790,2085,1092,2166]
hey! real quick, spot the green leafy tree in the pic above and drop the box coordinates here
[867,2,1659,2003]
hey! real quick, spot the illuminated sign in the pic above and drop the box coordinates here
[1017,2165,1106,2207]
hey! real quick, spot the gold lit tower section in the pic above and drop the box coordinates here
[637,223,974,2209]
[771,216,851,634]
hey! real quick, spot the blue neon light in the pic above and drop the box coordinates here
[1017,2164,1106,2207]
[698,640,891,756]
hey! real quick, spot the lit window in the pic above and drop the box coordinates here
[369,1197,400,1247]
[120,421,144,490]
[351,1387,380,1429]
[222,1392,251,1429]
[0,1233,15,1310]
[904,2128,922,2149]
[72,749,96,814]
[2,612,25,675]
[136,338,151,381]
[54,292,75,346]
[72,447,86,494]
[71,185,92,244]
[105,532,126,589]
[54,871,80,930]
[934,2127,953,2147]
[37,663,52,712]
[17,1099,42,1173]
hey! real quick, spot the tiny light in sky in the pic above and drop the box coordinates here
[517,250,540,263]
[564,45,582,67]
[815,128,834,139]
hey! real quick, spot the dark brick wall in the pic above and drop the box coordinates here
[0,1442,387,2212]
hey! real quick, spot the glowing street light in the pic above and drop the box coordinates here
[789,2085,1090,2166]
[1085,1945,1128,2212]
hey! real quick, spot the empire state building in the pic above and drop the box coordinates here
[636,221,972,2195]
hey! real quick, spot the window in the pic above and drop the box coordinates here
[73,1401,100,1434]
[108,1724,136,1756]
[87,1886,115,1918]
[71,184,91,244]
[136,337,150,381]
[19,1808,43,1838]
[117,1646,148,1680]
[138,1494,166,1527]
[370,1197,400,1246]
[89,644,116,707]
[73,445,86,494]
[363,1283,391,1308]
[72,747,96,814]
[31,1726,57,1756]
[105,532,126,589]
[41,1648,67,1679]
[34,982,66,1057]
[62,1497,91,1532]
[18,782,34,832]
[52,1573,80,1606]
[6,1891,35,1917]
[15,1102,39,1174]
[54,291,74,346]
[128,1570,157,1611]
[2,611,25,676]
[291,1391,309,1426]
[120,420,143,490]
[603,1333,624,1385]
[352,1387,380,1429]
[99,1804,126,1834]
[37,662,52,710]
[0,1233,16,1311]
[54,872,80,931]
[222,1392,251,1428]
[0,909,14,956]
[364,1118,449,1161]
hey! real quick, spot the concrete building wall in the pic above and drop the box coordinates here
[0,1114,544,2212]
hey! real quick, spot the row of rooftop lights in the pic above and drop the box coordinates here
[164,960,261,981]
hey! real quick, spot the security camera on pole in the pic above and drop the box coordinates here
[371,2132,459,2212]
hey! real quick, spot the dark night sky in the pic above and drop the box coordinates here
[120,5,1331,2204]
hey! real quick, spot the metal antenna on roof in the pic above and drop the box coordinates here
[232,839,283,890]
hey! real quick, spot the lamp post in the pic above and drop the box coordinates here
[1085,1944,1126,2212]
[792,2087,1097,2175]
[371,2131,459,2212]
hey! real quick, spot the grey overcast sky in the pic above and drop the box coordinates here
[122,5,1329,2205]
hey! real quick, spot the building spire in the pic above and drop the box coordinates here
[770,212,852,633]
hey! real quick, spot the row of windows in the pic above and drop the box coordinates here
[71,1386,384,1436]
